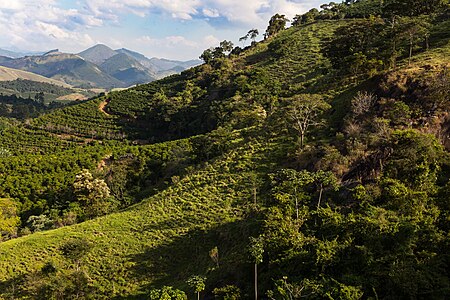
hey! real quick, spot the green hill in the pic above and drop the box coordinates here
[0,1,449,299]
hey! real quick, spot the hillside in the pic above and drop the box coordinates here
[0,2,449,299]
[0,66,70,87]
[100,53,156,86]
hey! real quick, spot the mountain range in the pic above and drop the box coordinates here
[0,45,201,89]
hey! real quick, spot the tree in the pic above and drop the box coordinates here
[239,34,248,47]
[312,171,339,209]
[200,48,214,64]
[187,275,206,300]
[383,0,447,17]
[0,198,20,241]
[34,92,45,105]
[398,17,431,65]
[270,169,314,220]
[220,40,234,54]
[351,91,377,116]
[73,169,116,219]
[293,8,320,25]
[249,235,264,300]
[209,246,219,268]
[285,94,330,149]
[248,29,259,44]
[240,29,259,47]
[265,14,289,38]
[149,286,187,300]
[213,285,241,299]
[60,238,92,270]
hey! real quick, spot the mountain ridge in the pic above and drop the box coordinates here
[0,44,201,89]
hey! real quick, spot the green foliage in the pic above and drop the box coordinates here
[60,238,91,262]
[248,235,265,264]
[213,285,241,299]
[187,275,206,298]
[0,4,449,300]
[265,14,289,38]
[0,198,19,240]
[149,286,187,300]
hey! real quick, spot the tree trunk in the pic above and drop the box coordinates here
[391,16,397,69]
[254,263,258,300]
[317,185,323,209]
[300,131,305,149]
[409,34,413,66]
[392,39,397,69]
[197,291,200,300]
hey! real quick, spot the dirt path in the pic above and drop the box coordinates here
[99,99,111,116]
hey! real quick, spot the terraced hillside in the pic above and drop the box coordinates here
[0,3,449,299]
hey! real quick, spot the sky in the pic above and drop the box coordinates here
[0,0,324,60]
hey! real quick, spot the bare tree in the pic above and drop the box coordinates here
[286,94,330,148]
[351,91,377,116]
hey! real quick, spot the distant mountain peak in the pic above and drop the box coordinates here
[78,44,118,65]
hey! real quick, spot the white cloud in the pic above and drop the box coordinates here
[0,0,101,52]
[137,35,198,48]
[202,8,220,18]
[0,0,323,59]
[134,34,221,59]
[82,0,321,25]
[202,35,221,47]
[0,0,24,10]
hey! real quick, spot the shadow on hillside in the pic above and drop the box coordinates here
[0,274,26,299]
[244,50,273,66]
[116,218,259,299]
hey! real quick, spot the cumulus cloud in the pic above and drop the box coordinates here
[81,0,321,25]
[133,34,221,59]
[0,0,101,52]
[0,0,323,59]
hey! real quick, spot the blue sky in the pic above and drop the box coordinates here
[0,0,324,60]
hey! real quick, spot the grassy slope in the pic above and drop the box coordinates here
[0,21,351,299]
[0,134,283,298]
[0,18,448,298]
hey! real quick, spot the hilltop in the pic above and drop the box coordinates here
[0,1,449,299]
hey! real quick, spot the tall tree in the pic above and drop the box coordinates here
[220,40,234,54]
[285,94,330,149]
[73,169,116,219]
[200,48,214,63]
[187,276,206,300]
[249,235,264,300]
[265,14,289,38]
[248,29,259,43]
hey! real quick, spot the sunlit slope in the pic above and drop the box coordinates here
[0,135,278,298]
[0,66,71,87]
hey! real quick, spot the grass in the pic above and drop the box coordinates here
[0,134,285,298]
[1,17,449,299]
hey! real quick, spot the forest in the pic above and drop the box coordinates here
[0,0,449,299]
